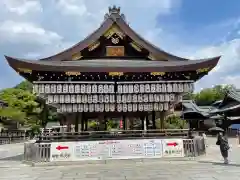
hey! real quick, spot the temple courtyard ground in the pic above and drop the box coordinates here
[0,137,240,180]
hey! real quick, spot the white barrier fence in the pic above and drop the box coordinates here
[24,137,205,163]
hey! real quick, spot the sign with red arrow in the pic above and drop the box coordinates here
[56,145,69,151]
[166,142,178,147]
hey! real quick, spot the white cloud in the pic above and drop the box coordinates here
[0,21,62,45]
[1,0,42,15]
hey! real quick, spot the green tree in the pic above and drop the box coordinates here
[0,88,40,125]
[15,81,33,92]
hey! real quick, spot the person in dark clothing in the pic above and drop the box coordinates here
[216,132,230,164]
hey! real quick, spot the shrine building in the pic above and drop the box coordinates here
[4,6,220,132]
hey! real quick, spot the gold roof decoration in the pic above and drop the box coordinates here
[104,25,125,39]
[130,41,142,52]
[71,52,83,60]
[88,41,100,51]
[17,68,32,73]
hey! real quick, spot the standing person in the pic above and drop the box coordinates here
[202,132,208,147]
[216,132,230,164]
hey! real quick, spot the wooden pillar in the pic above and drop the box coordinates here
[152,111,156,129]
[81,113,85,131]
[104,115,107,130]
[123,115,126,130]
[84,117,88,131]
[146,115,149,129]
[160,111,165,129]
[74,113,79,132]
[140,116,144,130]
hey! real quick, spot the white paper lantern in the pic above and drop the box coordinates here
[69,84,74,93]
[169,94,175,102]
[88,95,93,103]
[127,94,132,103]
[116,95,121,103]
[83,104,89,112]
[178,95,183,102]
[183,83,189,92]
[138,104,143,111]
[62,104,67,112]
[93,95,98,103]
[39,84,44,93]
[65,95,70,103]
[122,85,128,94]
[89,104,94,112]
[156,84,162,93]
[98,95,104,103]
[133,84,139,93]
[129,85,133,93]
[140,84,145,93]
[173,83,178,92]
[169,103,174,112]
[159,94,164,102]
[99,104,104,112]
[82,95,88,103]
[104,95,109,103]
[151,84,156,93]
[33,84,38,94]
[103,84,108,93]
[54,95,59,103]
[165,94,170,102]
[133,104,138,112]
[117,104,122,112]
[63,84,68,93]
[189,83,194,92]
[73,104,78,112]
[86,84,92,94]
[164,103,169,111]
[162,84,167,92]
[154,94,160,102]
[144,104,149,111]
[178,83,183,92]
[159,103,163,111]
[123,104,128,112]
[167,84,173,93]
[108,85,114,93]
[57,84,62,93]
[145,84,150,93]
[50,84,56,93]
[71,95,76,103]
[149,94,154,102]
[132,94,138,103]
[78,104,83,112]
[110,95,115,103]
[76,95,81,103]
[92,84,98,93]
[60,95,64,103]
[74,84,80,93]
[143,94,149,103]
[117,85,122,93]
[127,104,132,112]
[47,95,53,104]
[122,95,127,103]
[81,84,86,93]
[44,84,50,93]
[138,94,143,103]
[105,104,110,112]
[94,104,100,112]
[153,103,159,111]
[67,104,72,112]
[98,85,103,93]
[110,104,115,112]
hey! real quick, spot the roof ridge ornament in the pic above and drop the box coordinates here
[104,6,126,21]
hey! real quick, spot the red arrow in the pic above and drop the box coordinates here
[167,142,178,147]
[56,145,69,151]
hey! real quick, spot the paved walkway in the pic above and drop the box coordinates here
[0,138,239,180]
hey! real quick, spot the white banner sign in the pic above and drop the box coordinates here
[162,139,184,157]
[50,139,163,162]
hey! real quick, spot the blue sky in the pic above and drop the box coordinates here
[0,0,240,91]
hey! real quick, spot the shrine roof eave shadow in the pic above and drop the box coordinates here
[4,56,220,73]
